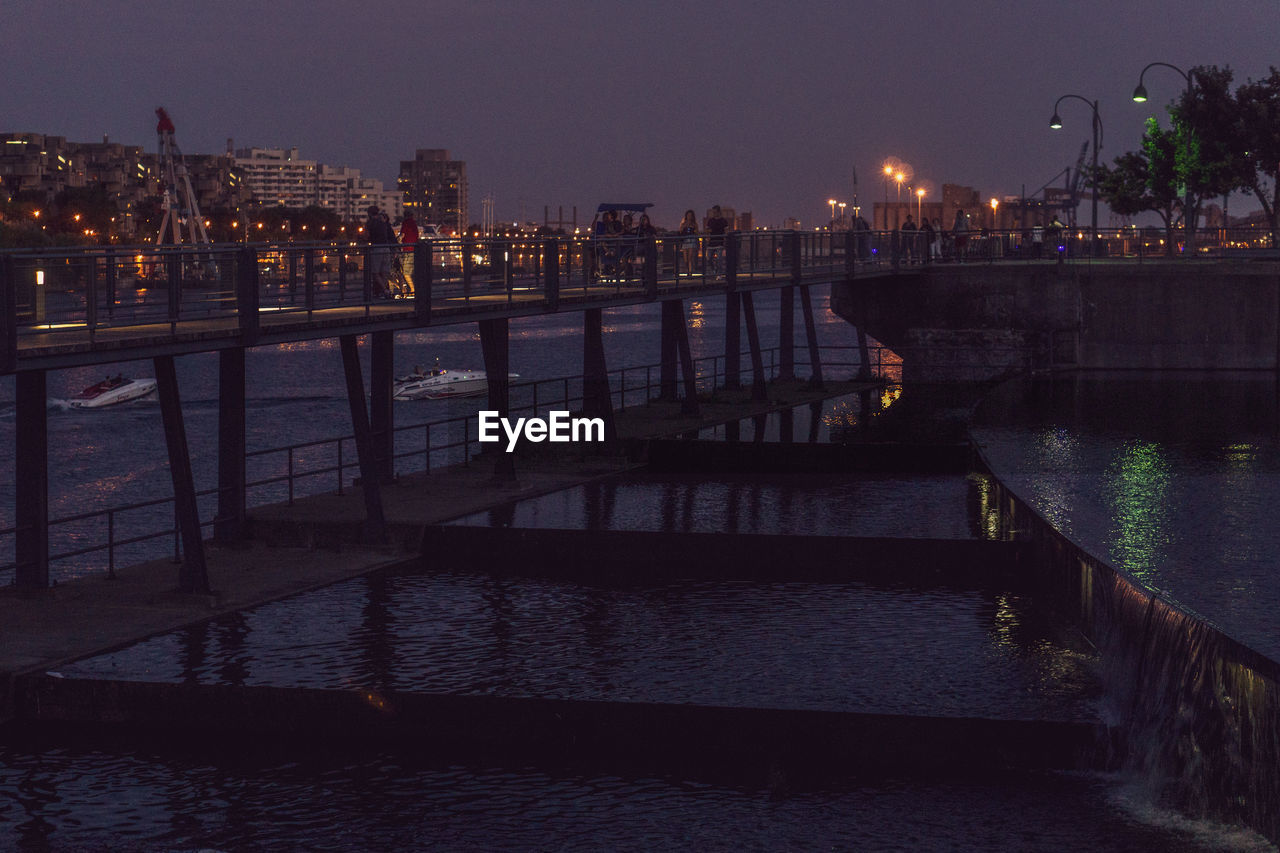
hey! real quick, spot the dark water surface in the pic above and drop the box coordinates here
[0,736,1239,852]
[450,472,979,538]
[4,319,1277,848]
[60,568,1098,721]
[973,372,1280,661]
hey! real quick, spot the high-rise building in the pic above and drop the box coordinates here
[399,149,467,235]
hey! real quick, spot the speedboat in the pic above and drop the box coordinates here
[392,367,518,401]
[69,375,158,409]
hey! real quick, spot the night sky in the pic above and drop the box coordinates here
[3,0,1275,228]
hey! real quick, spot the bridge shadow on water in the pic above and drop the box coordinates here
[1,391,1268,850]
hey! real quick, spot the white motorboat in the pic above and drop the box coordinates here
[393,367,518,401]
[68,375,158,409]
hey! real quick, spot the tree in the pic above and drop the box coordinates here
[1235,67,1280,246]
[1096,118,1181,255]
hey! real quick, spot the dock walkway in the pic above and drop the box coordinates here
[0,379,875,694]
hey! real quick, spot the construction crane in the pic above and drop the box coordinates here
[1064,141,1089,228]
[154,107,210,246]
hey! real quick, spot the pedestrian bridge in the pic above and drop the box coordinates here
[2,228,1275,594]
[2,231,861,372]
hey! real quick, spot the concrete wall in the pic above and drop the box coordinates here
[831,262,1280,380]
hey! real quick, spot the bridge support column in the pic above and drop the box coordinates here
[155,355,211,594]
[370,331,395,483]
[799,285,825,389]
[779,285,796,381]
[672,301,701,417]
[659,300,679,401]
[741,292,768,402]
[15,370,49,589]
[723,291,741,389]
[723,237,740,389]
[339,335,387,543]
[480,318,517,480]
[582,308,618,443]
[214,348,248,546]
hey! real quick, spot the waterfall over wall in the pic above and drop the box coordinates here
[982,471,1280,841]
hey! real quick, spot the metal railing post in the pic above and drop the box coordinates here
[167,252,181,330]
[105,250,117,319]
[462,238,474,301]
[414,241,433,323]
[643,237,658,300]
[237,247,260,345]
[304,247,316,312]
[0,256,17,373]
[86,254,98,339]
[544,239,560,311]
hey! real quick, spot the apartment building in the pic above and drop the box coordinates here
[233,147,400,221]
[399,149,467,234]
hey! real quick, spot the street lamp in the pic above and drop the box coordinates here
[828,198,837,227]
[990,197,999,228]
[1133,61,1197,254]
[838,202,847,226]
[916,187,925,222]
[882,162,894,229]
[1049,93,1102,257]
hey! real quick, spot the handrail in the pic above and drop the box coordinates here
[5,228,1271,372]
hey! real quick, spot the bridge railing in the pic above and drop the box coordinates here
[0,231,856,361]
[0,344,890,585]
[5,227,1275,370]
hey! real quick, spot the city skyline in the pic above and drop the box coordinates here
[2,0,1276,228]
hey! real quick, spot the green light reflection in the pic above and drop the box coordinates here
[1104,440,1172,581]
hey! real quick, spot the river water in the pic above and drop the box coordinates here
[1,300,1275,849]
[972,371,1280,662]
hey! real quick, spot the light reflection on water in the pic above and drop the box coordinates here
[973,371,1280,659]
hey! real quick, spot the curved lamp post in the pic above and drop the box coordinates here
[1133,61,1197,253]
[1049,94,1102,257]
[882,163,894,230]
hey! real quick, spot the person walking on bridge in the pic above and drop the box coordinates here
[901,215,918,263]
[677,210,699,276]
[364,205,396,298]
[705,205,729,276]
[951,209,970,263]
[399,212,420,291]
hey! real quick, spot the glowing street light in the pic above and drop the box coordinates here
[1132,61,1198,253]
[828,198,837,225]
[882,160,896,230]
[1049,93,1102,256]
[916,187,926,222]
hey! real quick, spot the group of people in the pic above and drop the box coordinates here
[593,205,732,279]
[873,209,1070,264]
[364,205,419,298]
